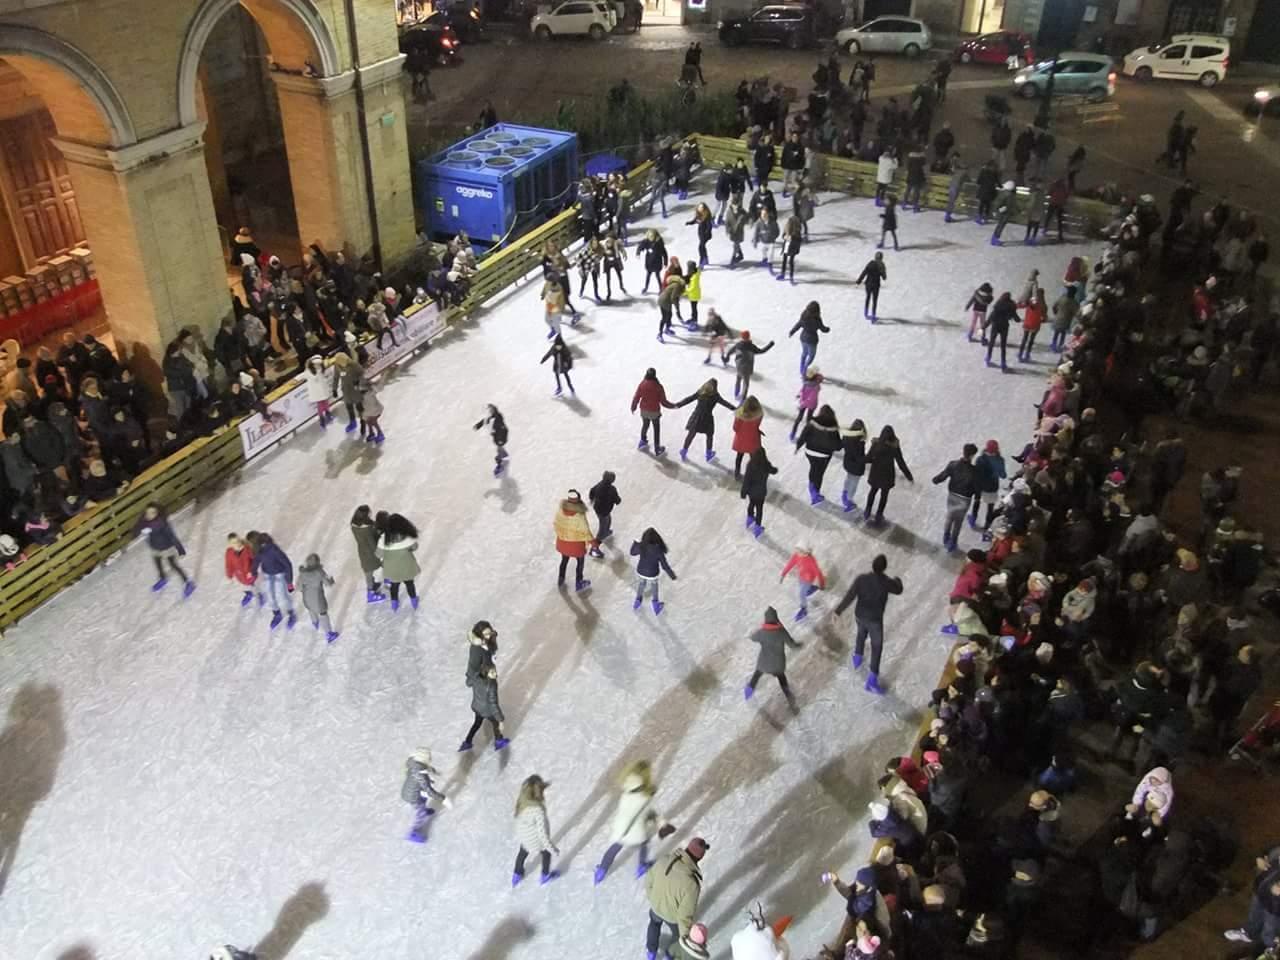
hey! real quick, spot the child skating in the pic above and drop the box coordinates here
[303,355,336,428]
[723,331,774,399]
[683,260,703,329]
[744,606,801,711]
[588,470,621,558]
[656,274,685,343]
[357,377,385,444]
[790,368,823,441]
[473,404,509,476]
[703,309,732,365]
[840,418,868,513]
[297,553,340,643]
[541,334,576,397]
[133,503,195,598]
[401,747,453,843]
[225,532,263,607]
[631,527,677,615]
[780,545,826,622]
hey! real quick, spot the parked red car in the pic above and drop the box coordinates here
[954,31,1034,67]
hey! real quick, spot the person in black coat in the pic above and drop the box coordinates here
[631,527,677,614]
[674,379,735,462]
[753,134,775,189]
[588,470,621,557]
[636,230,668,294]
[540,335,575,397]
[877,195,900,251]
[863,424,913,524]
[133,502,195,595]
[839,418,867,513]
[788,300,830,376]
[985,292,1020,371]
[932,443,980,551]
[856,252,887,320]
[780,132,806,196]
[740,446,778,537]
[976,160,1000,223]
[834,553,903,694]
[795,404,842,505]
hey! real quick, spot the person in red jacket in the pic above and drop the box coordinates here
[731,395,764,481]
[630,367,675,455]
[942,548,988,635]
[225,532,264,608]
[780,545,826,622]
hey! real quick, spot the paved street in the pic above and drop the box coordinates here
[418,27,1280,228]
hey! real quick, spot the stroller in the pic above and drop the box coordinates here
[1229,699,1280,771]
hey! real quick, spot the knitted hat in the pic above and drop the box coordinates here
[687,923,708,945]
[856,934,881,955]
[855,866,877,888]
[984,439,999,454]
[763,606,780,625]
[687,836,710,858]
[741,330,751,340]
[869,800,890,821]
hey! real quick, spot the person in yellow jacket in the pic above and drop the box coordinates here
[553,489,596,592]
[645,837,709,959]
[682,260,703,331]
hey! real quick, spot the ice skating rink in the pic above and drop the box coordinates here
[0,185,1091,959]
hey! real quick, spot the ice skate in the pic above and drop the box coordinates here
[554,386,563,397]
[574,579,591,593]
[746,514,754,529]
[494,736,510,750]
[345,419,358,433]
[458,740,474,752]
[367,589,386,603]
[269,610,283,630]
[410,596,420,610]
[743,684,755,700]
[151,577,168,592]
[633,594,643,610]
[539,870,560,885]
[589,546,604,559]
[702,356,712,365]
[967,514,978,530]
[637,437,649,450]
[493,462,505,477]
[776,272,786,282]
[511,872,523,888]
[182,581,196,599]
[654,446,666,456]
[651,599,664,615]
[636,859,654,877]
[286,611,297,630]
[704,449,716,462]
[391,599,400,612]
[940,623,959,635]
[657,333,665,344]
[852,653,864,669]
[241,590,254,607]
[679,448,689,461]
[991,238,1002,246]
[841,492,855,512]
[865,673,886,695]
[794,607,808,623]
[594,865,608,885]
[808,484,824,505]
[326,630,340,643]
[751,522,764,538]
[406,830,426,844]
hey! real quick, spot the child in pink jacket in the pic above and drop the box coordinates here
[790,369,823,440]
[780,545,826,622]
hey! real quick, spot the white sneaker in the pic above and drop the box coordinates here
[1224,929,1252,943]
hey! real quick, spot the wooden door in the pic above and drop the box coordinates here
[0,110,85,264]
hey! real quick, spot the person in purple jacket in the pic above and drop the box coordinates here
[133,502,195,597]
[249,531,296,630]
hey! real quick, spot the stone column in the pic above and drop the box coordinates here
[271,55,415,268]
[51,123,230,389]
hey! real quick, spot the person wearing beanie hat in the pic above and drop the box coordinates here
[745,606,801,710]
[723,329,775,400]
[645,839,708,959]
[825,865,891,953]
[553,489,595,592]
[674,922,710,960]
[588,470,622,557]
[780,545,826,622]
[400,746,452,842]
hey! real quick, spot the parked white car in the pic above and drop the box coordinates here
[835,16,931,57]
[1122,34,1230,87]
[531,0,615,40]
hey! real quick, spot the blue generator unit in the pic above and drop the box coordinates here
[416,123,579,248]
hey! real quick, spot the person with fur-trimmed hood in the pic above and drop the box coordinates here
[466,620,499,687]
[376,513,420,612]
[646,837,710,958]
[594,758,676,885]
[554,489,595,592]
[401,746,452,843]
[460,661,508,752]
[745,605,801,710]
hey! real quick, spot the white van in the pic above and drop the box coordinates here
[1122,34,1230,87]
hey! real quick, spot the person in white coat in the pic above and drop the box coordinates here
[303,355,336,428]
[875,149,899,206]
[730,903,792,960]
[881,773,928,837]
[593,759,675,884]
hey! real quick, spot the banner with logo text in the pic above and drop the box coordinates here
[238,304,451,461]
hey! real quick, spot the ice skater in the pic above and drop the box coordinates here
[593,759,675,884]
[225,532,264,607]
[840,418,867,513]
[932,442,979,551]
[460,663,508,752]
[703,308,732,365]
[577,236,604,300]
[602,234,627,298]
[856,252,887,321]
[249,531,294,630]
[739,445,778,539]
[990,180,1019,245]
[673,378,735,462]
[133,503,195,597]
[723,330,774,400]
[724,195,748,266]
[877,195,900,251]
[791,368,822,440]
[780,544,826,622]
[512,774,559,885]
[744,605,801,710]
[796,404,841,505]
[541,334,576,397]
[1018,287,1046,362]
[793,178,816,240]
[752,208,780,268]
[778,216,802,282]
[357,377,384,444]
[657,274,685,343]
[401,747,452,843]
[377,513,421,611]
[349,505,386,603]
[467,620,498,686]
[683,260,703,328]
[303,355,336,428]
[984,292,1019,371]
[588,470,621,558]
[553,489,595,592]
[833,553,903,695]
[637,229,668,294]
[971,439,1006,533]
[686,203,713,267]
[297,553,340,643]
[731,395,764,481]
[874,147,898,205]
[631,367,676,454]
[862,425,913,524]
[631,527,677,614]
[965,281,994,343]
[788,300,829,376]
[473,404,510,476]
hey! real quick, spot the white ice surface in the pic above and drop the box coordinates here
[0,183,1091,960]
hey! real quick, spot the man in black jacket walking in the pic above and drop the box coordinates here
[834,553,903,695]
[932,443,979,551]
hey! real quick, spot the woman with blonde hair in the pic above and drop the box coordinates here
[593,760,676,886]
[513,774,559,886]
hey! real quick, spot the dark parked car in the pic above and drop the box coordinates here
[426,8,484,44]
[718,4,816,48]
[398,22,462,66]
